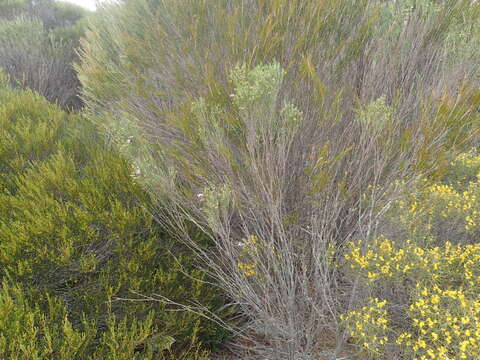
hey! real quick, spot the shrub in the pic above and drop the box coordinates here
[342,148,480,359]
[389,147,480,245]
[0,0,88,109]
[0,83,229,357]
[78,0,480,358]
[343,238,480,359]
[0,279,174,360]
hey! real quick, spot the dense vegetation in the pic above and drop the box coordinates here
[342,150,480,359]
[0,73,229,359]
[0,0,479,359]
[78,0,480,358]
[0,0,88,109]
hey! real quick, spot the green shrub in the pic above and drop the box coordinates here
[0,279,175,360]
[0,84,229,357]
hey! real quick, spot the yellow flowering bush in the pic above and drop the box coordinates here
[345,238,480,287]
[393,149,480,242]
[341,149,480,359]
[403,285,480,359]
[343,237,480,358]
[340,298,389,356]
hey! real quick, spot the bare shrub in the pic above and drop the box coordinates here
[79,0,480,358]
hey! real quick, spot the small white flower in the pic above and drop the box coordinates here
[130,168,142,177]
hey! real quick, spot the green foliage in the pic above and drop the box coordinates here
[51,2,89,27]
[0,0,27,19]
[78,0,377,109]
[0,15,43,47]
[119,62,305,207]
[0,85,229,357]
[355,95,394,134]
[49,2,90,45]
[0,280,95,359]
[78,0,480,189]
[229,63,302,139]
[0,279,178,360]
[375,0,480,80]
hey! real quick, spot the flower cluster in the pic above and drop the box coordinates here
[394,149,480,238]
[345,238,480,287]
[343,238,480,359]
[237,234,260,277]
[237,262,256,276]
[342,149,480,358]
[236,234,279,278]
[340,298,389,356]
[400,285,480,359]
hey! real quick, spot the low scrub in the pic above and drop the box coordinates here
[0,78,229,358]
[343,147,480,359]
[0,0,89,109]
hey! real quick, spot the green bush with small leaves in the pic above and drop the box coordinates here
[0,78,230,358]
